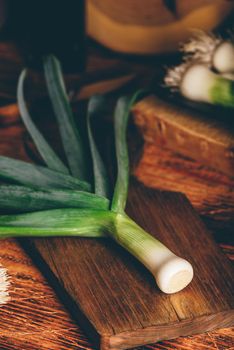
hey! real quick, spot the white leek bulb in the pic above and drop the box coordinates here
[114,214,194,294]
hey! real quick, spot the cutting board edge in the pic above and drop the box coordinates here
[102,310,234,350]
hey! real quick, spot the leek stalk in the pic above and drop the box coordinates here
[0,209,113,238]
[0,208,193,294]
[112,214,193,294]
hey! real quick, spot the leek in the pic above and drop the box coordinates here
[0,207,193,294]
[0,56,194,294]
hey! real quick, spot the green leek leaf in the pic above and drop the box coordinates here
[111,90,145,213]
[0,208,115,238]
[17,69,69,174]
[87,95,110,199]
[0,185,109,213]
[0,156,91,191]
[44,55,89,181]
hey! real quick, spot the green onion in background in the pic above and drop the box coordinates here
[165,63,234,107]
[165,31,234,106]
[181,30,234,75]
[0,56,194,294]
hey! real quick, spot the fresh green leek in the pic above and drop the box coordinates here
[165,31,234,106]
[17,69,69,174]
[0,185,109,212]
[0,206,193,293]
[44,55,88,181]
[0,56,194,294]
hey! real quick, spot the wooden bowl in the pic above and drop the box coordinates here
[87,0,234,54]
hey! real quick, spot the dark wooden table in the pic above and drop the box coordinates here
[0,42,233,350]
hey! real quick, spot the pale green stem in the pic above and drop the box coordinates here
[0,209,193,293]
[110,214,194,294]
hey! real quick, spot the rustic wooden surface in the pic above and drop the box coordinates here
[0,238,233,350]
[0,41,136,102]
[133,142,234,238]
[0,42,234,349]
[133,95,234,177]
[21,184,233,350]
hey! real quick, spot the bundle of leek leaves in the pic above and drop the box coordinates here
[0,56,193,294]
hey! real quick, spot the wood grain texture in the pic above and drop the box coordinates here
[0,238,233,350]
[133,95,234,177]
[0,118,233,349]
[133,142,234,237]
[0,239,94,350]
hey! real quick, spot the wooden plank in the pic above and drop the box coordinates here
[0,238,95,350]
[0,240,233,350]
[133,142,234,237]
[17,182,233,350]
[132,95,234,177]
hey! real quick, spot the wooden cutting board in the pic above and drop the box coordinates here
[20,181,234,350]
[0,106,233,349]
